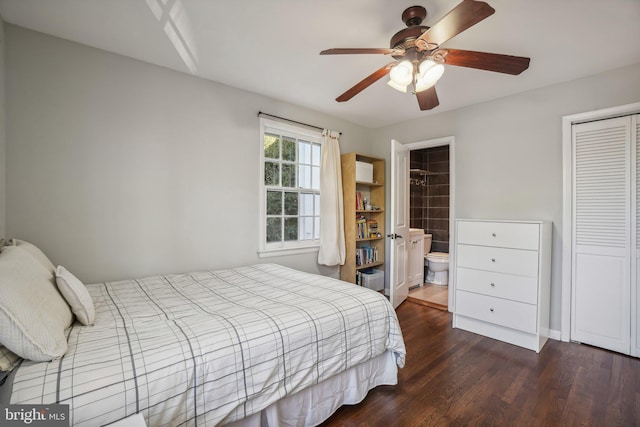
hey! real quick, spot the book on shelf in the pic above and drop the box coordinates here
[356,192,364,210]
[367,219,379,238]
[355,245,378,267]
[355,269,374,286]
[355,216,381,240]
[356,214,367,239]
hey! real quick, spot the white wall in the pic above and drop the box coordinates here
[4,25,372,283]
[372,62,640,332]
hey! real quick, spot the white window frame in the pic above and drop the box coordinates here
[258,117,323,257]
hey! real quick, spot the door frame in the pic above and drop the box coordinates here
[402,136,456,311]
[561,102,640,343]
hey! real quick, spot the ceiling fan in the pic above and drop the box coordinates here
[320,0,530,111]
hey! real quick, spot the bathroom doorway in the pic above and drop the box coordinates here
[401,137,455,311]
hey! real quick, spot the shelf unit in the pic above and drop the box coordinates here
[341,153,385,284]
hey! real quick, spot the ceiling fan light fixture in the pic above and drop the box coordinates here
[415,59,445,92]
[321,2,530,110]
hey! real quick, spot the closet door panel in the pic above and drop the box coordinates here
[634,115,640,357]
[635,256,640,357]
[571,117,631,354]
[573,252,629,354]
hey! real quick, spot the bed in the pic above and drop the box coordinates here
[0,242,406,427]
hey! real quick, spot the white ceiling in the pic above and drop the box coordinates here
[1,0,639,128]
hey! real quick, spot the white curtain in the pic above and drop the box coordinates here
[317,129,345,266]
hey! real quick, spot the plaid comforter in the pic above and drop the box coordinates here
[8,264,406,426]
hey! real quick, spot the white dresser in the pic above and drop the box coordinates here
[453,219,552,352]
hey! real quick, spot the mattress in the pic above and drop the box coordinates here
[3,264,405,426]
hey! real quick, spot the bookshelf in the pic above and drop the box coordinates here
[340,153,385,284]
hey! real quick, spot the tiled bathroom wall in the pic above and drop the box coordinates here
[409,146,449,253]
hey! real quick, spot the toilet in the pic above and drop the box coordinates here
[423,234,449,285]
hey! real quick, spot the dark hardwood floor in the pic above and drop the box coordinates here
[321,301,640,426]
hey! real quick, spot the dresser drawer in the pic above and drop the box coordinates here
[456,290,537,334]
[457,221,540,250]
[456,244,539,277]
[456,267,538,304]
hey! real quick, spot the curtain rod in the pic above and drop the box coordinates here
[258,111,342,135]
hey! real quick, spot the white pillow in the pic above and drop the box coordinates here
[55,266,95,326]
[10,239,56,274]
[0,246,72,361]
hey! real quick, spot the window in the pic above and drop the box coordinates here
[259,118,322,256]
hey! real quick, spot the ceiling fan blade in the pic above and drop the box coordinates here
[321,48,405,56]
[416,0,495,51]
[416,86,439,111]
[336,63,395,102]
[440,49,530,75]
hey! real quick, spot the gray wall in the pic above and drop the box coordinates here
[0,16,5,239]
[4,25,372,283]
[5,21,640,333]
[372,62,640,332]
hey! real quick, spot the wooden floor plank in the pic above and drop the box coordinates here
[407,284,448,311]
[321,302,640,426]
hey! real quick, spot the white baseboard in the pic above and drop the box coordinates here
[548,329,561,341]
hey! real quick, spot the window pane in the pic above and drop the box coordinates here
[264,133,280,159]
[300,217,314,240]
[261,122,322,250]
[264,162,279,186]
[300,193,314,216]
[284,192,298,215]
[282,164,296,188]
[266,217,282,243]
[299,141,311,164]
[311,166,320,190]
[284,218,298,241]
[312,144,321,166]
[282,137,296,162]
[299,165,311,189]
[267,190,282,215]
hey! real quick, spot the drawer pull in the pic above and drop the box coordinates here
[491,233,496,237]
[490,282,495,287]
[489,308,494,312]
[491,258,496,263]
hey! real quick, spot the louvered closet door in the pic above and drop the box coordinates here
[571,117,631,354]
[634,115,640,357]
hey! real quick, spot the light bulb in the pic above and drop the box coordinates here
[389,61,413,86]
[387,79,408,93]
[415,59,445,92]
